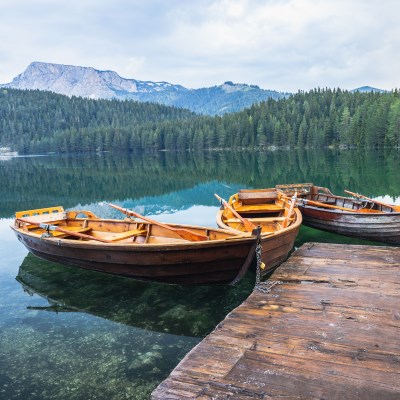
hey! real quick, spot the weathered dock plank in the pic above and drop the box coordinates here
[152,243,400,399]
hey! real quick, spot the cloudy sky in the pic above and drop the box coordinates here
[1,0,399,91]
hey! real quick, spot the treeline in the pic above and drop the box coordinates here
[1,87,400,153]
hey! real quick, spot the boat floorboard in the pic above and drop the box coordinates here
[152,242,400,400]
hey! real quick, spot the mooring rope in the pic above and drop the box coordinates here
[254,242,282,293]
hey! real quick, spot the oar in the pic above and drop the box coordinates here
[214,193,256,232]
[16,218,112,243]
[282,192,297,228]
[301,199,381,213]
[344,190,400,212]
[108,203,209,242]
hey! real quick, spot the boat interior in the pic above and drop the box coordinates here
[222,189,298,233]
[14,206,239,244]
[276,183,395,213]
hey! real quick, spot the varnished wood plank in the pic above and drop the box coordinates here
[152,242,400,399]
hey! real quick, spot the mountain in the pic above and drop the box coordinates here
[3,61,187,99]
[2,62,287,115]
[351,86,387,93]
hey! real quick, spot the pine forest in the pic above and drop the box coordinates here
[1,87,400,154]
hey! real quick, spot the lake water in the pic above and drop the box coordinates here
[1,149,399,399]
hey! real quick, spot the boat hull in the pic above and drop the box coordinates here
[299,205,400,244]
[11,227,257,285]
[257,223,301,273]
[216,209,301,275]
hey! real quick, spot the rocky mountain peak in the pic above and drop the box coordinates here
[4,62,187,99]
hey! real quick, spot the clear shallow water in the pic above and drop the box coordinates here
[1,149,400,399]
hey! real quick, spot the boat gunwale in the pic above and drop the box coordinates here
[11,217,257,251]
[298,203,400,216]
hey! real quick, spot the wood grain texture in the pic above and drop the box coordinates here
[152,242,400,399]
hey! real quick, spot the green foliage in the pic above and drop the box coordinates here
[1,88,400,154]
[0,88,195,154]
[386,99,400,146]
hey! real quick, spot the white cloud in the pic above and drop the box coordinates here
[0,0,399,91]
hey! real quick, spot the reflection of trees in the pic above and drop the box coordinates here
[2,149,399,217]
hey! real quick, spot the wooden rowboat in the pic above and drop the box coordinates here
[277,183,400,244]
[215,189,302,275]
[11,206,260,285]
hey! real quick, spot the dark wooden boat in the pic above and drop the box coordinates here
[277,183,400,244]
[215,189,302,275]
[11,206,260,285]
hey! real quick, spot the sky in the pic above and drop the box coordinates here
[1,0,399,92]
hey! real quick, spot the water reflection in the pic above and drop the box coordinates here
[16,254,255,338]
[2,149,400,218]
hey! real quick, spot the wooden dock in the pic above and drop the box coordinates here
[152,242,400,399]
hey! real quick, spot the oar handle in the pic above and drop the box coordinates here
[344,190,363,198]
[112,205,169,229]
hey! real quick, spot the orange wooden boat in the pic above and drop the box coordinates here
[11,206,260,285]
[215,189,302,275]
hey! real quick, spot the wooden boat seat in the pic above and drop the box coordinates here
[16,207,66,223]
[235,204,285,213]
[238,191,278,205]
[102,229,147,242]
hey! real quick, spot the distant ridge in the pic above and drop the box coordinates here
[351,86,387,93]
[2,62,287,115]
